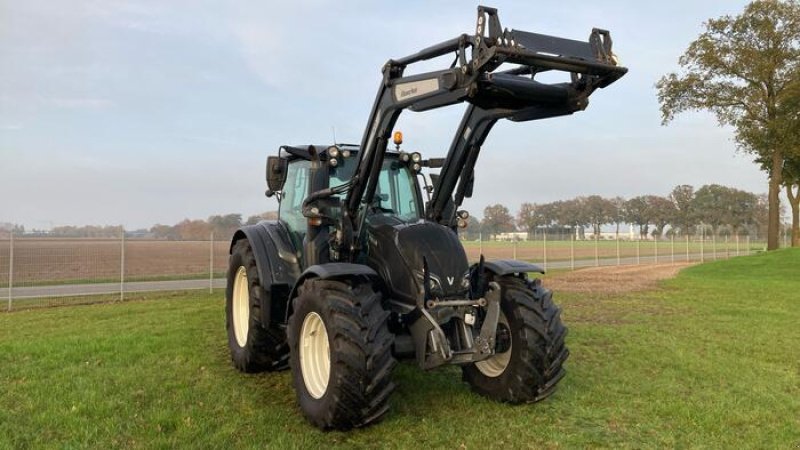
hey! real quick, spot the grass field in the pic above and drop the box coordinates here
[1,250,798,448]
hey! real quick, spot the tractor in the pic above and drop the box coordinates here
[225,5,627,430]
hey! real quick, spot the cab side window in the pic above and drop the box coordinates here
[280,160,311,246]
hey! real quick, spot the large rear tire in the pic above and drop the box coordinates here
[287,279,396,430]
[225,239,289,372]
[462,275,569,402]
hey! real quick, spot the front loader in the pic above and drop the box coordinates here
[225,5,627,430]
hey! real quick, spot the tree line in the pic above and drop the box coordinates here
[147,212,277,241]
[5,213,278,241]
[474,184,780,241]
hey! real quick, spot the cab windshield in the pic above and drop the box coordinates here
[281,152,422,243]
[372,159,421,221]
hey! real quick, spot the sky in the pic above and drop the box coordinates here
[0,0,765,230]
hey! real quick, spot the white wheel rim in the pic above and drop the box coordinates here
[475,311,512,378]
[299,312,331,399]
[232,266,250,347]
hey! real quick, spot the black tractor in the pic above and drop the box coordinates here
[225,5,626,430]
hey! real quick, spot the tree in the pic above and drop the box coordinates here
[669,185,696,236]
[516,202,545,239]
[624,196,652,238]
[753,194,771,238]
[647,195,677,238]
[150,224,178,240]
[481,204,514,239]
[208,214,242,239]
[609,196,627,237]
[583,195,615,237]
[657,0,800,250]
[559,198,588,239]
[174,219,212,240]
[692,184,759,236]
[692,185,736,236]
[727,188,760,235]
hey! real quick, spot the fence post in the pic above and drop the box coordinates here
[671,234,675,263]
[654,236,658,264]
[479,232,483,255]
[210,232,215,293]
[512,239,517,260]
[725,236,729,259]
[594,233,599,267]
[616,234,620,266]
[700,228,705,262]
[685,235,690,262]
[747,235,750,254]
[120,230,125,302]
[736,235,740,256]
[636,238,640,265]
[7,231,13,312]
[570,233,575,270]
[712,234,717,260]
[543,229,548,271]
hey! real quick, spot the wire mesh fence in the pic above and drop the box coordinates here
[462,234,764,270]
[1,234,229,311]
[1,230,769,312]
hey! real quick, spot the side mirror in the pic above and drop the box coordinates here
[266,156,288,194]
[464,174,475,198]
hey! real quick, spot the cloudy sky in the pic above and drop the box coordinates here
[1,0,762,230]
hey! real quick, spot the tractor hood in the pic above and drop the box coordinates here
[366,217,469,306]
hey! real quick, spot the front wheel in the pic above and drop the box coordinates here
[462,276,569,402]
[287,279,396,430]
[225,239,288,372]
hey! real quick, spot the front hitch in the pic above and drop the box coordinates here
[408,281,503,370]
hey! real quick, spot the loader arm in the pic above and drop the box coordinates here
[338,5,627,260]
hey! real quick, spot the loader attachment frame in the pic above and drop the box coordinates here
[330,5,627,260]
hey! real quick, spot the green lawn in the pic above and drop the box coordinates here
[1,250,798,448]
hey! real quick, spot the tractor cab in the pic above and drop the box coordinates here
[267,144,430,268]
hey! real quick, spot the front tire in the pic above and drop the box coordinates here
[225,239,289,372]
[287,279,396,430]
[462,275,569,402]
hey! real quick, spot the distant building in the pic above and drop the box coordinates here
[494,232,528,241]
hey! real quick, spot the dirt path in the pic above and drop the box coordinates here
[543,263,694,295]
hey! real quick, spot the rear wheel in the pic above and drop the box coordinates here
[287,279,396,430]
[225,239,289,372]
[463,276,569,402]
